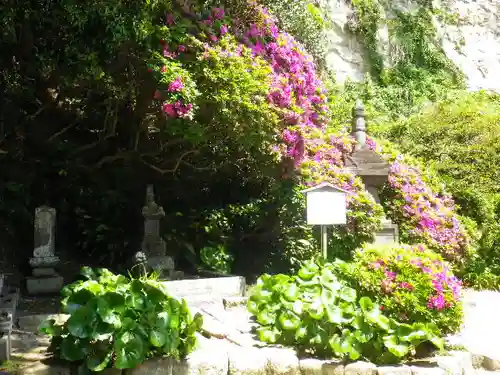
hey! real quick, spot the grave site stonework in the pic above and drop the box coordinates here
[26,206,63,295]
[10,293,494,375]
[344,100,399,245]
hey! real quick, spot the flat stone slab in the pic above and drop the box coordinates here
[18,314,69,334]
[447,290,500,366]
[26,276,63,295]
[161,276,246,299]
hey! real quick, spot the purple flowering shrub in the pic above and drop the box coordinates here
[382,160,469,262]
[148,0,385,260]
[335,243,463,334]
[365,137,470,263]
[147,0,468,267]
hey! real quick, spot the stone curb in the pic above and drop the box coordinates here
[8,346,478,375]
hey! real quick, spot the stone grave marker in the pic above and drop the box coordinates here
[345,100,399,244]
[139,185,176,279]
[26,206,64,294]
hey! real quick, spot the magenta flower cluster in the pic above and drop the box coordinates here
[364,137,469,261]
[369,244,462,312]
[387,158,468,261]
[236,4,330,169]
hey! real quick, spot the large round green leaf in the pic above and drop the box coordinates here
[150,329,166,347]
[86,348,112,372]
[91,321,115,341]
[67,306,97,339]
[383,335,410,358]
[278,311,300,331]
[325,304,348,325]
[298,262,319,281]
[39,319,63,336]
[283,284,299,302]
[103,291,126,312]
[114,332,146,369]
[60,336,87,361]
[339,286,356,303]
[155,311,170,330]
[247,299,260,314]
[308,300,324,320]
[256,326,280,343]
[97,299,122,328]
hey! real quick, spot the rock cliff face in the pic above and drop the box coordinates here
[322,0,500,92]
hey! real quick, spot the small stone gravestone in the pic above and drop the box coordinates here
[139,185,175,279]
[26,206,64,294]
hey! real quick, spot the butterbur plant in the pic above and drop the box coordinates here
[248,260,444,364]
[335,244,463,335]
[39,267,203,372]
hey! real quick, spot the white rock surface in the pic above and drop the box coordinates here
[449,290,500,364]
[321,0,500,92]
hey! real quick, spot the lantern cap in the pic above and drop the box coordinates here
[302,182,349,194]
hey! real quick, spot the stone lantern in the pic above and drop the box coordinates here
[344,100,399,244]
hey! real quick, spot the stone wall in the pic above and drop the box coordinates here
[321,0,500,93]
[22,343,477,375]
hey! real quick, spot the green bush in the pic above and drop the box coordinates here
[247,260,444,364]
[200,244,233,274]
[385,90,500,223]
[334,244,463,335]
[40,267,203,372]
[461,255,500,291]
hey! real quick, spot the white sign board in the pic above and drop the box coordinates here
[303,183,347,225]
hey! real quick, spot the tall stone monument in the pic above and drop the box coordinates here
[345,100,399,244]
[140,185,175,279]
[26,206,64,294]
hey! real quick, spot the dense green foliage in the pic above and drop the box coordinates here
[335,244,463,334]
[385,91,500,222]
[0,0,284,272]
[40,267,203,372]
[345,0,465,124]
[247,260,444,363]
[382,91,500,289]
[0,0,496,294]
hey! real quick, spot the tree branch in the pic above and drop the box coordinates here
[70,134,114,156]
[47,123,76,142]
[141,150,198,175]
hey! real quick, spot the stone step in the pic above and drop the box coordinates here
[161,276,246,299]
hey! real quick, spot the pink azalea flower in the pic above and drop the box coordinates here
[166,13,175,26]
[213,7,225,19]
[162,103,177,117]
[168,77,184,92]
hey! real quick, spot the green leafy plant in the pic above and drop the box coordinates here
[200,243,233,274]
[40,267,203,372]
[334,244,463,335]
[248,259,444,364]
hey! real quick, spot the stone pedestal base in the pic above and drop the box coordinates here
[29,255,60,268]
[26,275,63,295]
[33,267,57,277]
[374,221,399,245]
[148,256,175,279]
